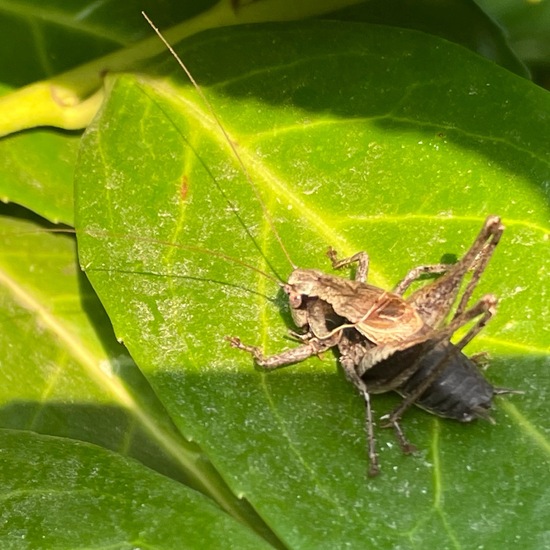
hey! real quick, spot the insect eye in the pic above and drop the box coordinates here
[287,291,302,309]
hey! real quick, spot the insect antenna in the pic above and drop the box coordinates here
[11,226,282,288]
[142,12,298,276]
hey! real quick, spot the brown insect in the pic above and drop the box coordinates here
[229,216,517,476]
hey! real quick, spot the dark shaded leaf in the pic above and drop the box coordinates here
[0,429,273,549]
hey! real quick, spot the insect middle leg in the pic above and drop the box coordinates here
[337,329,380,476]
[327,248,369,283]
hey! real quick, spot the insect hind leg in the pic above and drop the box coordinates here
[379,294,497,427]
[406,216,504,329]
[453,216,504,320]
[387,418,417,455]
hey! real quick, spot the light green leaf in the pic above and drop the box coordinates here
[0,126,79,225]
[0,429,272,549]
[73,21,550,548]
[0,0,221,225]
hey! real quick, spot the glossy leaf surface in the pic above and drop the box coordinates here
[0,209,271,540]
[0,0,524,224]
[73,22,550,548]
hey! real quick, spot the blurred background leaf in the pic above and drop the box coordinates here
[477,0,550,87]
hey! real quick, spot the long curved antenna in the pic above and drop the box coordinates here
[142,12,297,272]
[16,227,282,287]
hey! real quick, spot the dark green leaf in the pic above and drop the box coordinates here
[0,429,272,549]
[324,0,529,77]
[477,0,550,70]
[0,0,218,86]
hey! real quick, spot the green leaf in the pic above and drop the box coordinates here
[324,0,529,77]
[73,21,550,548]
[0,0,219,86]
[0,0,362,224]
[0,207,274,543]
[0,0,528,227]
[0,0,220,225]
[477,0,550,70]
[0,429,272,548]
[0,125,79,225]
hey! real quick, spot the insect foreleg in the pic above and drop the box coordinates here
[304,296,345,338]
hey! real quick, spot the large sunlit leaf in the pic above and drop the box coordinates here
[0,1,220,225]
[73,21,550,548]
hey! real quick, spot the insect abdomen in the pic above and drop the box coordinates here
[360,339,496,421]
[397,342,495,421]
